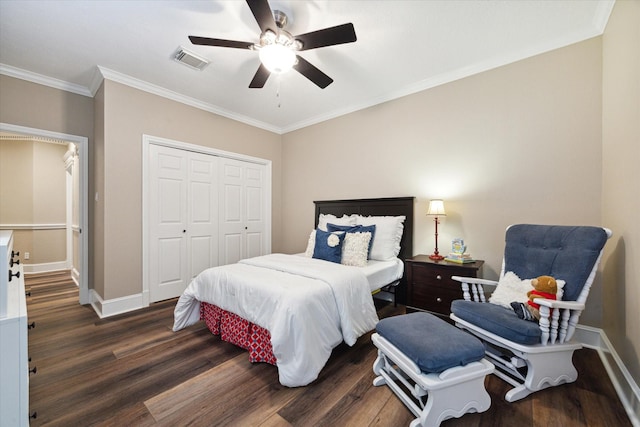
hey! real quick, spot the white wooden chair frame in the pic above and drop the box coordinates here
[450,227,612,402]
[372,333,494,427]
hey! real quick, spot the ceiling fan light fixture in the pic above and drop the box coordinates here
[259,43,296,74]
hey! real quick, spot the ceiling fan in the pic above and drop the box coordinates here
[188,0,357,89]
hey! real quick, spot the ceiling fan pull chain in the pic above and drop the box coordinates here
[276,76,282,108]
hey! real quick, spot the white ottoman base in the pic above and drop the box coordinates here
[372,332,494,427]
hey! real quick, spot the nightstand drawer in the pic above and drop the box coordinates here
[408,284,462,314]
[410,264,460,288]
[405,255,484,317]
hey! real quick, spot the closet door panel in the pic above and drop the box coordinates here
[187,152,218,280]
[149,145,188,303]
[149,146,218,302]
[220,160,245,265]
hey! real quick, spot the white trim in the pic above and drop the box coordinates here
[575,325,640,426]
[0,224,66,230]
[143,134,273,165]
[90,289,145,319]
[0,63,92,97]
[22,261,69,274]
[0,123,90,305]
[96,67,281,134]
[71,267,80,288]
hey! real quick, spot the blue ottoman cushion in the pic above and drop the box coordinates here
[376,312,485,373]
[451,300,541,345]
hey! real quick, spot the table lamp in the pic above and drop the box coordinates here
[427,199,446,260]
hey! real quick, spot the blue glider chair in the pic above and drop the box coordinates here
[450,224,611,402]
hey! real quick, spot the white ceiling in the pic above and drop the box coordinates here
[0,0,614,134]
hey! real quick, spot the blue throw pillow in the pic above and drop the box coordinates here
[313,229,346,263]
[327,223,376,258]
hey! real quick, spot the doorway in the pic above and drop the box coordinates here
[0,123,89,305]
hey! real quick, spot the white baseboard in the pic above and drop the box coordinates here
[575,324,640,427]
[90,289,145,319]
[23,261,69,274]
[71,267,80,287]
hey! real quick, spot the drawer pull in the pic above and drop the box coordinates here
[436,275,442,280]
[28,321,36,329]
[29,366,37,375]
[30,412,37,420]
[8,270,20,282]
[436,297,442,302]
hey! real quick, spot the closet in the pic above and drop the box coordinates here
[147,143,268,303]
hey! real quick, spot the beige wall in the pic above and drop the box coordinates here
[0,137,68,264]
[602,0,640,384]
[97,80,282,300]
[282,37,603,323]
[0,75,94,139]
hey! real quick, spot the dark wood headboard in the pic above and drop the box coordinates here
[313,197,415,261]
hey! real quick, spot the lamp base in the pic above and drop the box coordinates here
[429,254,444,261]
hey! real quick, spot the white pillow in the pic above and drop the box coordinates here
[318,214,355,231]
[489,271,566,309]
[355,215,405,261]
[489,272,534,309]
[304,229,316,257]
[341,232,372,267]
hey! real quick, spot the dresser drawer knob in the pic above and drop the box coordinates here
[436,297,442,302]
[436,275,442,280]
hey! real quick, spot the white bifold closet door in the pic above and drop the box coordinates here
[148,144,219,303]
[219,158,266,265]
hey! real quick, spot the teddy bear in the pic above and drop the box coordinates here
[511,275,558,322]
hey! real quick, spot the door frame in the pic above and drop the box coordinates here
[1,122,90,305]
[141,134,272,306]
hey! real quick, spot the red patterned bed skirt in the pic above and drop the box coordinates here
[200,302,277,365]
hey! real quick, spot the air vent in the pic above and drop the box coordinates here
[172,47,210,71]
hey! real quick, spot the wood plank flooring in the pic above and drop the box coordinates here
[25,272,631,426]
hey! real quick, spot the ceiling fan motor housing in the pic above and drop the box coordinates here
[273,10,288,29]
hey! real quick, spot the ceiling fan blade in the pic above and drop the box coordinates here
[189,36,253,49]
[295,23,357,51]
[249,63,270,88]
[246,0,277,34]
[293,56,333,89]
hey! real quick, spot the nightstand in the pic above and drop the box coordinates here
[405,255,484,318]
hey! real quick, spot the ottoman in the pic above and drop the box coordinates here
[372,312,494,427]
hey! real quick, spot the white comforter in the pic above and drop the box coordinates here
[172,253,379,387]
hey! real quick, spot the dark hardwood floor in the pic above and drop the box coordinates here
[25,272,631,426]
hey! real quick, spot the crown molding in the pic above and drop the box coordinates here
[0,63,92,97]
[95,66,282,134]
[593,0,616,33]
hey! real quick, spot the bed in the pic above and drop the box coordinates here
[173,197,414,387]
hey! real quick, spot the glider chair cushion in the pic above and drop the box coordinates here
[450,300,541,345]
[503,224,608,302]
[375,312,485,373]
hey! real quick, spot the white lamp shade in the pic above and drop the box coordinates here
[427,199,446,216]
[259,44,296,74]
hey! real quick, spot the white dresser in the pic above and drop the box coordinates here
[0,230,30,426]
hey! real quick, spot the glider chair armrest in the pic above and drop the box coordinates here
[534,299,585,311]
[533,298,586,345]
[451,276,498,303]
